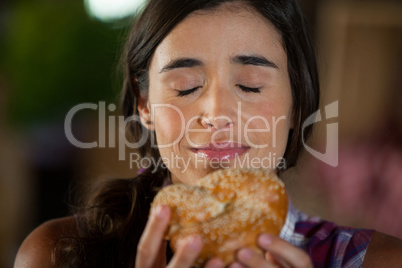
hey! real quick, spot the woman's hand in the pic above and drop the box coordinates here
[136,205,310,268]
[136,205,225,268]
[229,234,312,268]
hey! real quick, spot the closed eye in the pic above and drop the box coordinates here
[177,86,201,97]
[177,85,260,96]
[238,85,261,93]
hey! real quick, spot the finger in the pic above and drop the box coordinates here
[264,252,283,267]
[236,248,276,268]
[258,234,312,268]
[136,205,171,268]
[204,258,225,268]
[229,261,248,268]
[167,235,203,268]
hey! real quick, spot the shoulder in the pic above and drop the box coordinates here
[363,231,402,267]
[14,216,77,268]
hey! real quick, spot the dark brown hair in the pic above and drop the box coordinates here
[54,0,319,266]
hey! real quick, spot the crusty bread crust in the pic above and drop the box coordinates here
[152,168,288,266]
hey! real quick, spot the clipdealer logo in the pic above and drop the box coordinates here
[64,100,339,167]
[302,101,339,167]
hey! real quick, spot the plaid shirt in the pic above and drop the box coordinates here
[280,201,374,268]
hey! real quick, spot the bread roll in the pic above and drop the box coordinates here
[152,168,288,266]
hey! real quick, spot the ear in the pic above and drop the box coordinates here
[137,95,154,131]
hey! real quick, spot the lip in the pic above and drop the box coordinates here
[190,142,250,161]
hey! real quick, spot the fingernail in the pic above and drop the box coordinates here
[229,262,243,268]
[184,235,202,250]
[238,248,253,261]
[153,205,167,219]
[259,234,272,247]
[210,258,225,268]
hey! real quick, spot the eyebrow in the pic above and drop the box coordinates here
[159,58,203,73]
[231,55,279,69]
[159,54,278,73]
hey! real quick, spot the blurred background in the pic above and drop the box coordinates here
[0,0,401,267]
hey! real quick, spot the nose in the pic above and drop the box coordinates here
[200,83,236,130]
[201,116,233,130]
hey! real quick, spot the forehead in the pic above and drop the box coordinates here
[150,5,285,68]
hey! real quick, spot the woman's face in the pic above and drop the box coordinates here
[140,5,293,185]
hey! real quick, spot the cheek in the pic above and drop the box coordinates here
[245,114,290,145]
[153,106,185,147]
[245,99,292,152]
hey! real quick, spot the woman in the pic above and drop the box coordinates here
[15,0,402,267]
